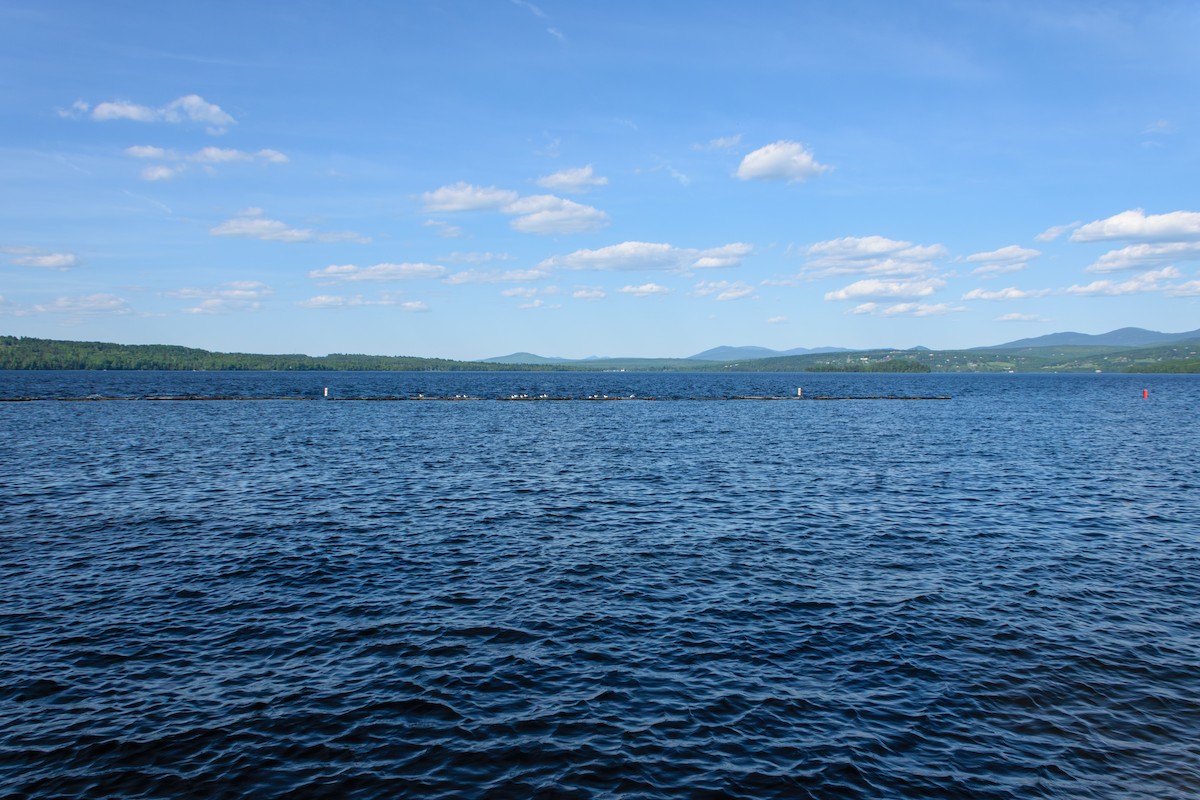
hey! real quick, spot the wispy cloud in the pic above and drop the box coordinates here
[966,245,1040,276]
[572,287,606,300]
[424,219,464,238]
[767,315,788,324]
[32,293,132,315]
[1035,222,1080,242]
[997,313,1047,322]
[422,182,519,212]
[167,281,273,314]
[125,145,288,180]
[299,294,428,310]
[694,280,755,301]
[4,246,78,270]
[443,268,548,285]
[693,134,742,151]
[737,140,832,183]
[850,302,962,317]
[210,209,368,244]
[310,262,447,282]
[539,241,752,272]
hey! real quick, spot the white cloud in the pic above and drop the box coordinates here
[442,268,548,284]
[694,280,754,301]
[441,251,514,264]
[737,140,832,183]
[125,145,172,159]
[32,293,132,315]
[539,241,751,272]
[962,286,1051,301]
[850,302,960,317]
[310,263,446,282]
[619,283,671,297]
[169,281,273,314]
[501,287,539,298]
[519,299,548,309]
[299,294,425,310]
[88,94,235,133]
[504,195,609,234]
[422,182,519,212]
[141,165,183,181]
[1085,241,1200,273]
[573,287,606,300]
[1071,209,1200,243]
[767,315,788,324]
[1035,222,1080,242]
[11,252,77,270]
[966,245,1040,276]
[997,313,1046,322]
[210,210,367,243]
[1066,267,1181,296]
[824,277,945,301]
[256,149,289,164]
[421,183,607,234]
[801,235,946,278]
[536,165,608,193]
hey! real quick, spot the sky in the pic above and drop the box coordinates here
[2,0,1199,360]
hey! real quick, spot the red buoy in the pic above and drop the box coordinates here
[1143,389,1149,399]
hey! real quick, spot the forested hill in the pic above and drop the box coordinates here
[0,336,542,372]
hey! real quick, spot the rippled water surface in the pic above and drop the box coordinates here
[2,371,1198,799]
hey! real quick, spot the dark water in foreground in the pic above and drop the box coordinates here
[1,371,1198,799]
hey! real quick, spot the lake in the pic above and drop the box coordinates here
[1,371,1197,798]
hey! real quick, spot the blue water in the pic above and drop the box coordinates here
[1,371,1198,799]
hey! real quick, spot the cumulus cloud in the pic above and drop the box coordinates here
[504,195,609,234]
[310,263,446,282]
[619,283,671,297]
[1085,241,1200,273]
[539,241,752,272]
[1071,209,1200,243]
[824,277,945,301]
[168,281,273,314]
[737,140,832,183]
[87,94,235,133]
[421,182,608,234]
[966,245,1040,277]
[210,209,367,243]
[800,235,946,278]
[422,182,519,212]
[1065,267,1181,296]
[694,280,755,301]
[962,286,1051,301]
[32,294,132,315]
[442,268,548,284]
[536,165,608,193]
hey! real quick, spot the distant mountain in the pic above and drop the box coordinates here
[481,352,570,365]
[688,345,851,361]
[986,327,1200,350]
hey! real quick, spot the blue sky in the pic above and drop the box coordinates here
[3,1,1199,359]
